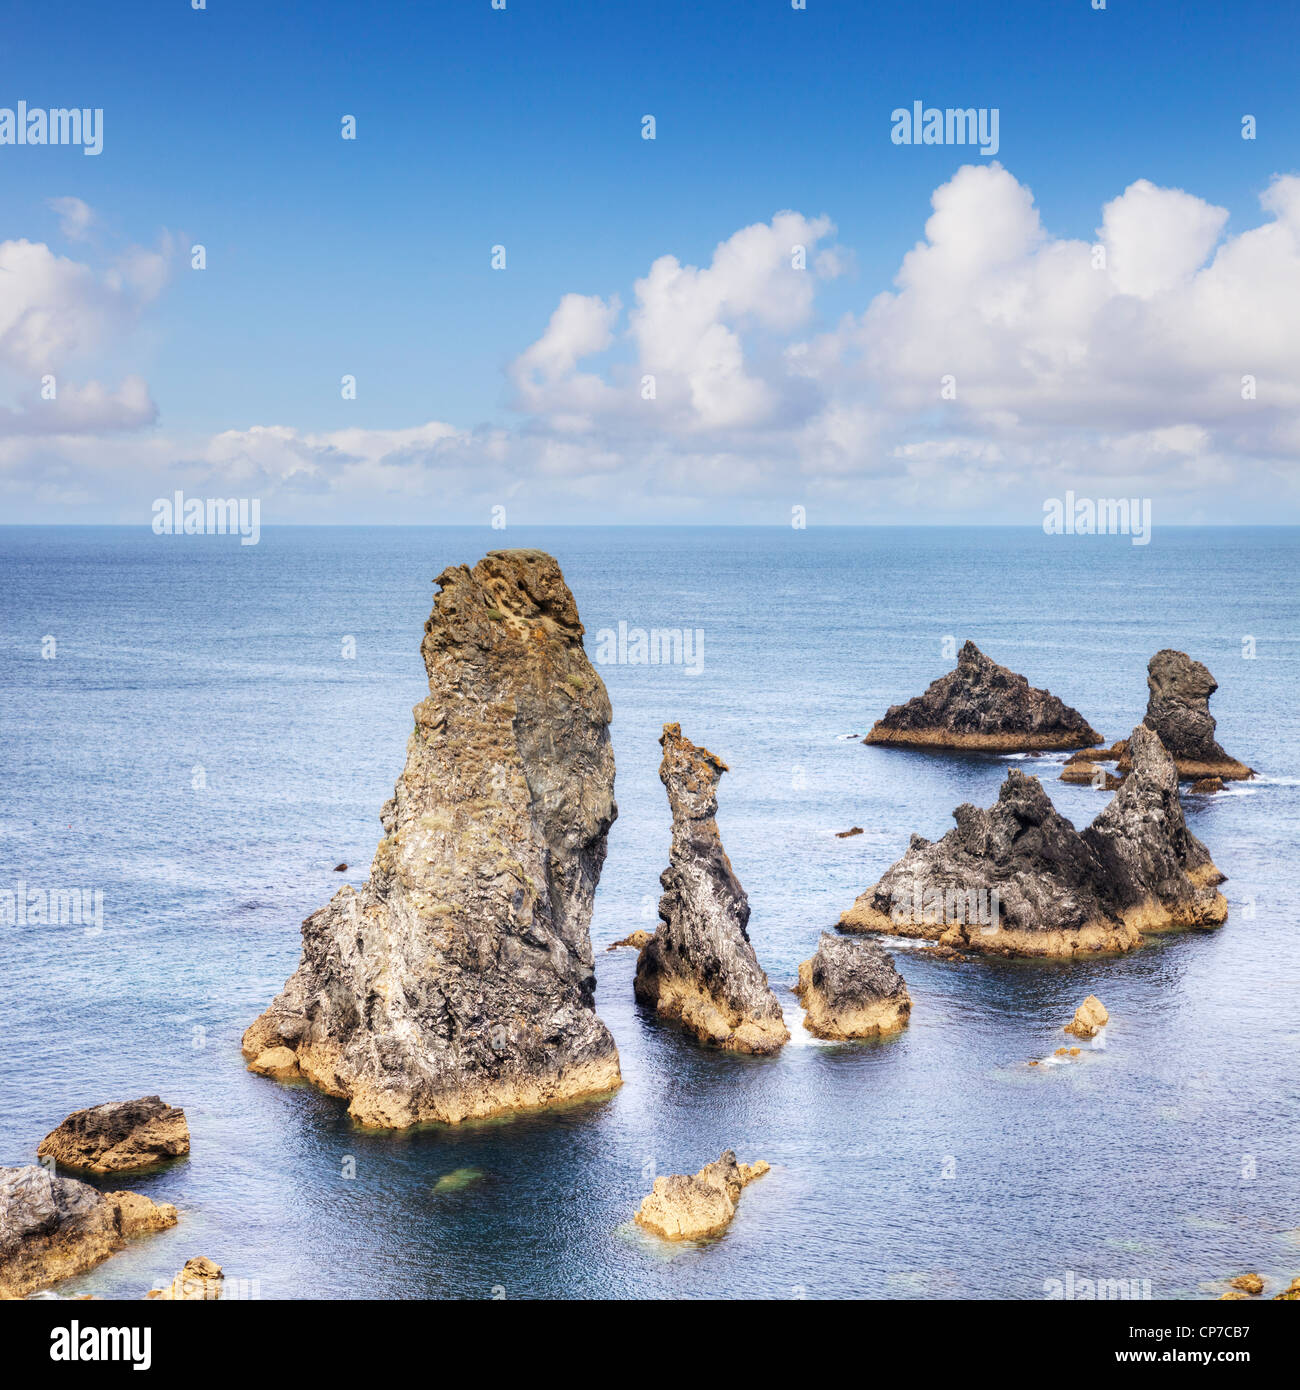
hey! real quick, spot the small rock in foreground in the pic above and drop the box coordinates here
[147,1256,223,1301]
[635,1150,769,1241]
[1064,996,1109,1039]
[37,1097,190,1174]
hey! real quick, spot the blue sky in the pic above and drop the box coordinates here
[2,0,1298,522]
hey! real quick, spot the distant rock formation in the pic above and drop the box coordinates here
[635,1150,769,1241]
[794,933,912,1039]
[839,725,1226,958]
[37,1097,189,1174]
[0,1165,176,1298]
[1136,650,1252,779]
[865,641,1101,752]
[148,1256,223,1301]
[634,724,789,1054]
[1064,996,1108,1039]
[835,826,864,838]
[1059,761,1122,789]
[1189,777,1224,795]
[242,550,622,1127]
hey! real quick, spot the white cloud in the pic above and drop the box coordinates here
[5,172,1300,521]
[47,196,96,242]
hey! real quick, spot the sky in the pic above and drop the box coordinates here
[1,0,1298,524]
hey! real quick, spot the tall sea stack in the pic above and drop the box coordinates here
[634,724,788,1054]
[1137,649,1253,780]
[243,550,623,1127]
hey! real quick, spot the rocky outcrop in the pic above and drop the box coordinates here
[1136,650,1252,780]
[839,725,1226,959]
[243,550,622,1128]
[1189,777,1224,795]
[148,1256,223,1301]
[633,725,788,1054]
[0,1166,176,1299]
[605,929,652,952]
[794,933,912,1039]
[1064,996,1108,1039]
[1059,761,1122,789]
[1229,1273,1264,1296]
[836,826,864,838]
[635,1150,769,1241]
[865,641,1101,752]
[37,1097,189,1174]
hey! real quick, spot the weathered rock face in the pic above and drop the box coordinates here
[147,1256,224,1301]
[865,641,1101,752]
[635,1150,769,1241]
[794,933,912,1039]
[633,724,788,1054]
[1059,761,1122,789]
[0,1166,175,1298]
[1064,996,1109,1039]
[243,550,622,1128]
[37,1097,189,1174]
[1138,650,1252,779]
[1083,724,1227,932]
[840,725,1226,958]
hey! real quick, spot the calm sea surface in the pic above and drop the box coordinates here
[1,525,1297,1299]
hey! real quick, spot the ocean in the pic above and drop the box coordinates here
[1,524,1297,1299]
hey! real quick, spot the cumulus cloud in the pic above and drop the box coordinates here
[5,173,1300,521]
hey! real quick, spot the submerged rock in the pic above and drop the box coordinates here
[1064,996,1109,1039]
[794,933,912,1039]
[1134,650,1252,780]
[839,725,1226,959]
[148,1256,223,1301]
[835,826,864,838]
[0,1166,175,1299]
[864,641,1101,752]
[634,724,788,1054]
[635,1150,769,1241]
[1228,1272,1264,1296]
[37,1097,189,1174]
[243,550,622,1128]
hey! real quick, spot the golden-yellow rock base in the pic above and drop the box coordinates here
[794,960,911,1040]
[864,725,1099,752]
[640,972,789,1055]
[838,877,1227,960]
[242,1014,622,1129]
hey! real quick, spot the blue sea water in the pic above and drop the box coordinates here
[1,524,1297,1301]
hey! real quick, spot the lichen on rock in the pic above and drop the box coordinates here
[242,550,622,1128]
[633,724,788,1054]
[794,932,912,1039]
[635,1150,769,1241]
[840,724,1226,959]
[864,641,1101,752]
[37,1097,189,1174]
